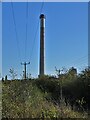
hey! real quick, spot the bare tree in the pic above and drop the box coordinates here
[9,68,17,80]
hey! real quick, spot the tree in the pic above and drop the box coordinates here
[5,75,7,81]
[9,68,17,80]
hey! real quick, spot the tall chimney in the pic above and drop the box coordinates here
[39,14,45,77]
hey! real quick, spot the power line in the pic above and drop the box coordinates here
[21,1,30,80]
[29,1,45,62]
[30,21,39,61]
[67,55,88,67]
[25,0,28,61]
[68,52,90,67]
[11,1,45,71]
[11,1,21,63]
[40,0,44,14]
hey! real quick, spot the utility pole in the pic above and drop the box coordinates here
[55,67,63,118]
[21,62,30,80]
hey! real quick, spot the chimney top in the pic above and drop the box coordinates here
[40,14,45,19]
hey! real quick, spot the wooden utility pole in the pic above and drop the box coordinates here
[55,67,63,118]
[21,62,30,79]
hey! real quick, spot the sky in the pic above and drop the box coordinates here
[2,0,90,2]
[0,2,2,79]
[2,2,88,78]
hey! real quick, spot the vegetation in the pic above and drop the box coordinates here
[0,81,2,119]
[2,67,90,118]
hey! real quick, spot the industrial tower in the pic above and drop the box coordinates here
[39,14,45,77]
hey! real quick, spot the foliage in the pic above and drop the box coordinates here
[9,68,17,80]
[2,80,59,118]
[2,67,90,118]
[35,67,90,112]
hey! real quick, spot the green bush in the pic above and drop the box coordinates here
[2,67,90,118]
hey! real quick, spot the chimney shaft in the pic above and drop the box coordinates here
[39,14,45,77]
